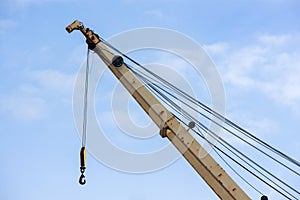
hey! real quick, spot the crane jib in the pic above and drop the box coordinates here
[64,20,281,200]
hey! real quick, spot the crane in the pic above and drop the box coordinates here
[66,20,268,200]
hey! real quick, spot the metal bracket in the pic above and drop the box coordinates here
[159,127,168,138]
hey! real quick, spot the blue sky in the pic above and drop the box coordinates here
[1,0,300,199]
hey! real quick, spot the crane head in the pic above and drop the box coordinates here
[66,20,84,33]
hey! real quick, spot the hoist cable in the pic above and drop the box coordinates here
[147,79,300,193]
[136,73,264,196]
[131,67,299,199]
[145,79,298,200]
[78,47,91,185]
[143,69,299,176]
[144,69,299,198]
[97,38,299,198]
[145,80,295,200]
[128,65,300,178]
[100,36,300,169]
[82,48,90,147]
[136,76,262,196]
[131,61,300,169]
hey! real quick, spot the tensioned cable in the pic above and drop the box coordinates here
[128,64,300,179]
[131,62,300,168]
[134,70,264,196]
[94,38,299,198]
[139,68,299,197]
[132,73,265,196]
[129,63,299,198]
[99,37,300,169]
[142,78,295,200]
[144,78,298,200]
[139,71,297,199]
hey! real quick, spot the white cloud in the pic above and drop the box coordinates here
[205,33,300,113]
[28,69,75,94]
[217,111,277,146]
[203,42,230,55]
[258,34,290,46]
[1,94,46,120]
[1,69,75,120]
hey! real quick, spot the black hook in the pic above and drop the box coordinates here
[78,147,86,185]
[79,173,86,185]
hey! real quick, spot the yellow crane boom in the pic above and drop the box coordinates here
[66,20,252,200]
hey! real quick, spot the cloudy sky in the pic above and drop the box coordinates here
[1,0,299,199]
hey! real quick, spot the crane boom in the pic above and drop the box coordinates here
[66,20,251,200]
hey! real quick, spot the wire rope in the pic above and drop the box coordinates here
[95,37,300,198]
[131,66,299,199]
[101,36,300,169]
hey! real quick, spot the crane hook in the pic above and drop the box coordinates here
[79,147,87,185]
[79,173,86,185]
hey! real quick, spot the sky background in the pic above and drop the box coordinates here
[1,0,300,200]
